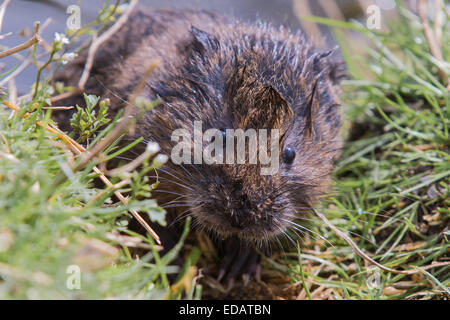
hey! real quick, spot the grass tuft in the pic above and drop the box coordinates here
[0,1,448,300]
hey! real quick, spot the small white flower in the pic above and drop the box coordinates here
[31,182,40,193]
[414,37,423,45]
[154,154,169,166]
[146,142,160,154]
[61,52,77,64]
[54,32,69,45]
[45,86,55,95]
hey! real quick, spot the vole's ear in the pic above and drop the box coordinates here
[303,80,320,139]
[252,85,293,131]
[190,26,220,55]
[313,48,347,85]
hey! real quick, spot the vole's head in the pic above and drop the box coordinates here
[148,23,345,243]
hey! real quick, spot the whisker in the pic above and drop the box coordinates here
[151,189,185,197]
[147,175,196,192]
[157,167,189,184]
[289,215,377,245]
[282,218,334,248]
[170,202,205,227]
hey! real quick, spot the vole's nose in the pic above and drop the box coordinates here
[230,209,246,229]
[229,195,254,229]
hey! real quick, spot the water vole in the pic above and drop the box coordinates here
[54,8,345,284]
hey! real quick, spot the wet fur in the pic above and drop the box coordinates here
[54,8,345,249]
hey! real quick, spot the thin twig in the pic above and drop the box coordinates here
[433,0,443,48]
[105,144,157,177]
[8,77,16,104]
[0,31,11,40]
[74,60,159,172]
[417,0,443,61]
[417,0,448,87]
[0,0,11,34]
[51,0,139,104]
[49,89,81,104]
[79,0,138,88]
[42,106,74,110]
[0,19,53,87]
[0,33,41,59]
[0,54,32,86]
[292,0,323,44]
[318,0,345,21]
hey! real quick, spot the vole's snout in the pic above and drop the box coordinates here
[228,207,252,229]
[225,193,265,230]
[228,209,245,229]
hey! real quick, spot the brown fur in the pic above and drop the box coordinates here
[54,8,345,247]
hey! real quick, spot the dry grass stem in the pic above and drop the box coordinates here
[417,0,449,87]
[0,0,11,33]
[75,60,159,172]
[0,33,41,59]
[50,0,139,104]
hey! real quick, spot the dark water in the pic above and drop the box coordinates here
[1,0,363,93]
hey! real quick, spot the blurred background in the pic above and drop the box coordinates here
[1,0,415,93]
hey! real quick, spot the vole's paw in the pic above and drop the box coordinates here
[216,237,261,290]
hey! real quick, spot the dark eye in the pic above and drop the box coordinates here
[282,146,295,164]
